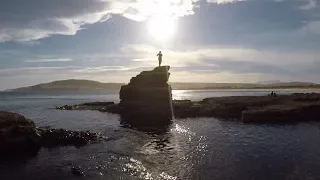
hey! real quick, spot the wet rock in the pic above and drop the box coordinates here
[99,103,122,114]
[242,104,320,123]
[81,102,114,107]
[71,166,85,176]
[56,101,115,111]
[38,128,100,148]
[0,111,103,157]
[173,94,320,123]
[56,105,72,110]
[119,66,173,128]
[0,111,41,156]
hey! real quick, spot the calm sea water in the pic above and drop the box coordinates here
[1,89,320,180]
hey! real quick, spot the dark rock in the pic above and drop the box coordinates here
[173,94,320,123]
[99,103,122,114]
[81,101,114,107]
[119,66,173,128]
[71,166,85,176]
[56,102,116,111]
[242,104,320,123]
[38,128,100,148]
[0,111,41,156]
[0,111,103,157]
[56,105,72,110]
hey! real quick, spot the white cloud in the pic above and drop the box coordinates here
[121,44,320,69]
[25,58,73,63]
[0,0,199,42]
[170,70,269,83]
[299,20,320,34]
[206,0,246,4]
[300,0,317,10]
[1,42,320,90]
[73,66,129,73]
[275,0,318,10]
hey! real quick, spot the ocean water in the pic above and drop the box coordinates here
[1,89,320,180]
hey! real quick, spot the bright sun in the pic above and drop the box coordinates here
[147,15,176,41]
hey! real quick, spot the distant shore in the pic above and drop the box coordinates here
[3,79,320,92]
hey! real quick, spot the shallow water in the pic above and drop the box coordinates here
[1,90,320,180]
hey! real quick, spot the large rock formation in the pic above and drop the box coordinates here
[119,66,173,128]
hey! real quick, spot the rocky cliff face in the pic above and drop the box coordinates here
[119,66,173,129]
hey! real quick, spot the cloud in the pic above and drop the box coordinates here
[116,43,320,83]
[2,42,320,90]
[0,0,200,42]
[111,0,199,21]
[121,44,319,69]
[0,65,138,90]
[25,58,73,63]
[274,0,318,10]
[73,66,129,73]
[207,0,246,4]
[300,0,317,10]
[299,20,320,34]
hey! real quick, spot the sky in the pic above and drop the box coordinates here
[1,0,320,90]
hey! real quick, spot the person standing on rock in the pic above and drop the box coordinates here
[157,51,163,67]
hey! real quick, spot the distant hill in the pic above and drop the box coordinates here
[9,79,125,92]
[264,82,317,87]
[6,79,320,92]
[256,80,282,85]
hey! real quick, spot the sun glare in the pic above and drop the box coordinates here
[147,15,176,41]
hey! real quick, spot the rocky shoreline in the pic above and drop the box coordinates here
[0,111,104,157]
[56,93,320,123]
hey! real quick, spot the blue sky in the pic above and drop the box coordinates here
[1,0,320,90]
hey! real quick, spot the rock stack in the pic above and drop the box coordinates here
[119,66,173,129]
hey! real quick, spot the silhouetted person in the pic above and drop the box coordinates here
[157,51,163,67]
[271,91,274,96]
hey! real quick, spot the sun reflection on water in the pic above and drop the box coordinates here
[172,90,191,100]
[122,157,177,180]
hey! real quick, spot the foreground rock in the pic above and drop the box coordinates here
[0,111,41,156]
[57,93,320,123]
[119,66,173,128]
[0,111,101,157]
